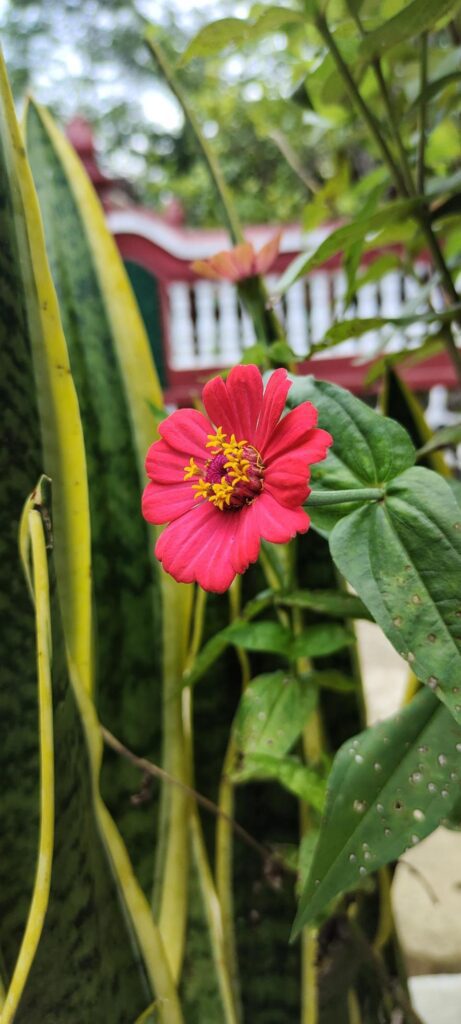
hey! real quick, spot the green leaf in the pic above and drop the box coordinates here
[364,337,444,386]
[227,620,292,655]
[293,688,461,934]
[310,670,358,694]
[286,377,415,533]
[330,467,461,725]
[232,754,326,812]
[233,671,317,757]
[178,8,303,65]
[313,306,461,351]
[408,72,461,115]
[276,589,373,620]
[291,624,354,659]
[359,0,461,58]
[178,18,250,64]
[417,422,461,457]
[274,200,421,296]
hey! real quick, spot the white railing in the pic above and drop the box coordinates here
[166,262,440,370]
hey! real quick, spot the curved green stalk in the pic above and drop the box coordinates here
[417,34,428,195]
[307,488,384,506]
[182,587,240,1024]
[2,505,55,1024]
[153,579,194,981]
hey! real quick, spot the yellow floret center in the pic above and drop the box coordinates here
[183,427,263,511]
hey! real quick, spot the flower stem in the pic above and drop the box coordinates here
[313,11,408,196]
[145,33,243,245]
[417,33,428,195]
[307,487,384,507]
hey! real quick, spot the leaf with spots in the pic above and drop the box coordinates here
[330,467,461,725]
[233,671,317,758]
[293,688,461,935]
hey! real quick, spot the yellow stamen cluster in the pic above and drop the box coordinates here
[183,428,258,511]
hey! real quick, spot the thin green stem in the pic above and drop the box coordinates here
[314,11,408,196]
[417,33,428,195]
[313,7,461,387]
[351,7,415,195]
[307,488,384,506]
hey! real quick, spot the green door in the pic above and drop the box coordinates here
[124,260,167,389]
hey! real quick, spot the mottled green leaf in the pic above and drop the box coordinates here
[25,99,165,893]
[294,688,461,934]
[233,671,317,757]
[11,500,165,1024]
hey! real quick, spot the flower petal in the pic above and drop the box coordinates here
[252,492,310,543]
[142,480,197,525]
[190,259,222,281]
[254,230,282,276]
[203,364,264,440]
[155,503,238,592]
[202,375,236,435]
[159,408,211,459]
[227,242,255,278]
[255,368,291,451]
[264,403,324,463]
[145,438,205,484]
[229,494,309,570]
[225,364,264,439]
[264,454,311,508]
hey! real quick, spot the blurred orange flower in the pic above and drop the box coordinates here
[191,231,282,282]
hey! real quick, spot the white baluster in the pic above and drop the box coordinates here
[379,271,403,352]
[425,385,457,429]
[240,306,256,350]
[356,280,380,356]
[309,272,332,345]
[328,269,357,357]
[194,281,218,367]
[168,282,196,369]
[285,280,309,356]
[217,282,242,364]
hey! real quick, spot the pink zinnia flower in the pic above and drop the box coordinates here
[142,365,332,593]
[191,232,282,283]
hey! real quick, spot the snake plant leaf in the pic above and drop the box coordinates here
[4,486,182,1024]
[24,97,174,898]
[330,467,461,725]
[0,46,90,980]
[286,376,415,533]
[293,687,461,935]
[24,98,197,990]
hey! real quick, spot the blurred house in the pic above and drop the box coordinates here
[67,116,459,413]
